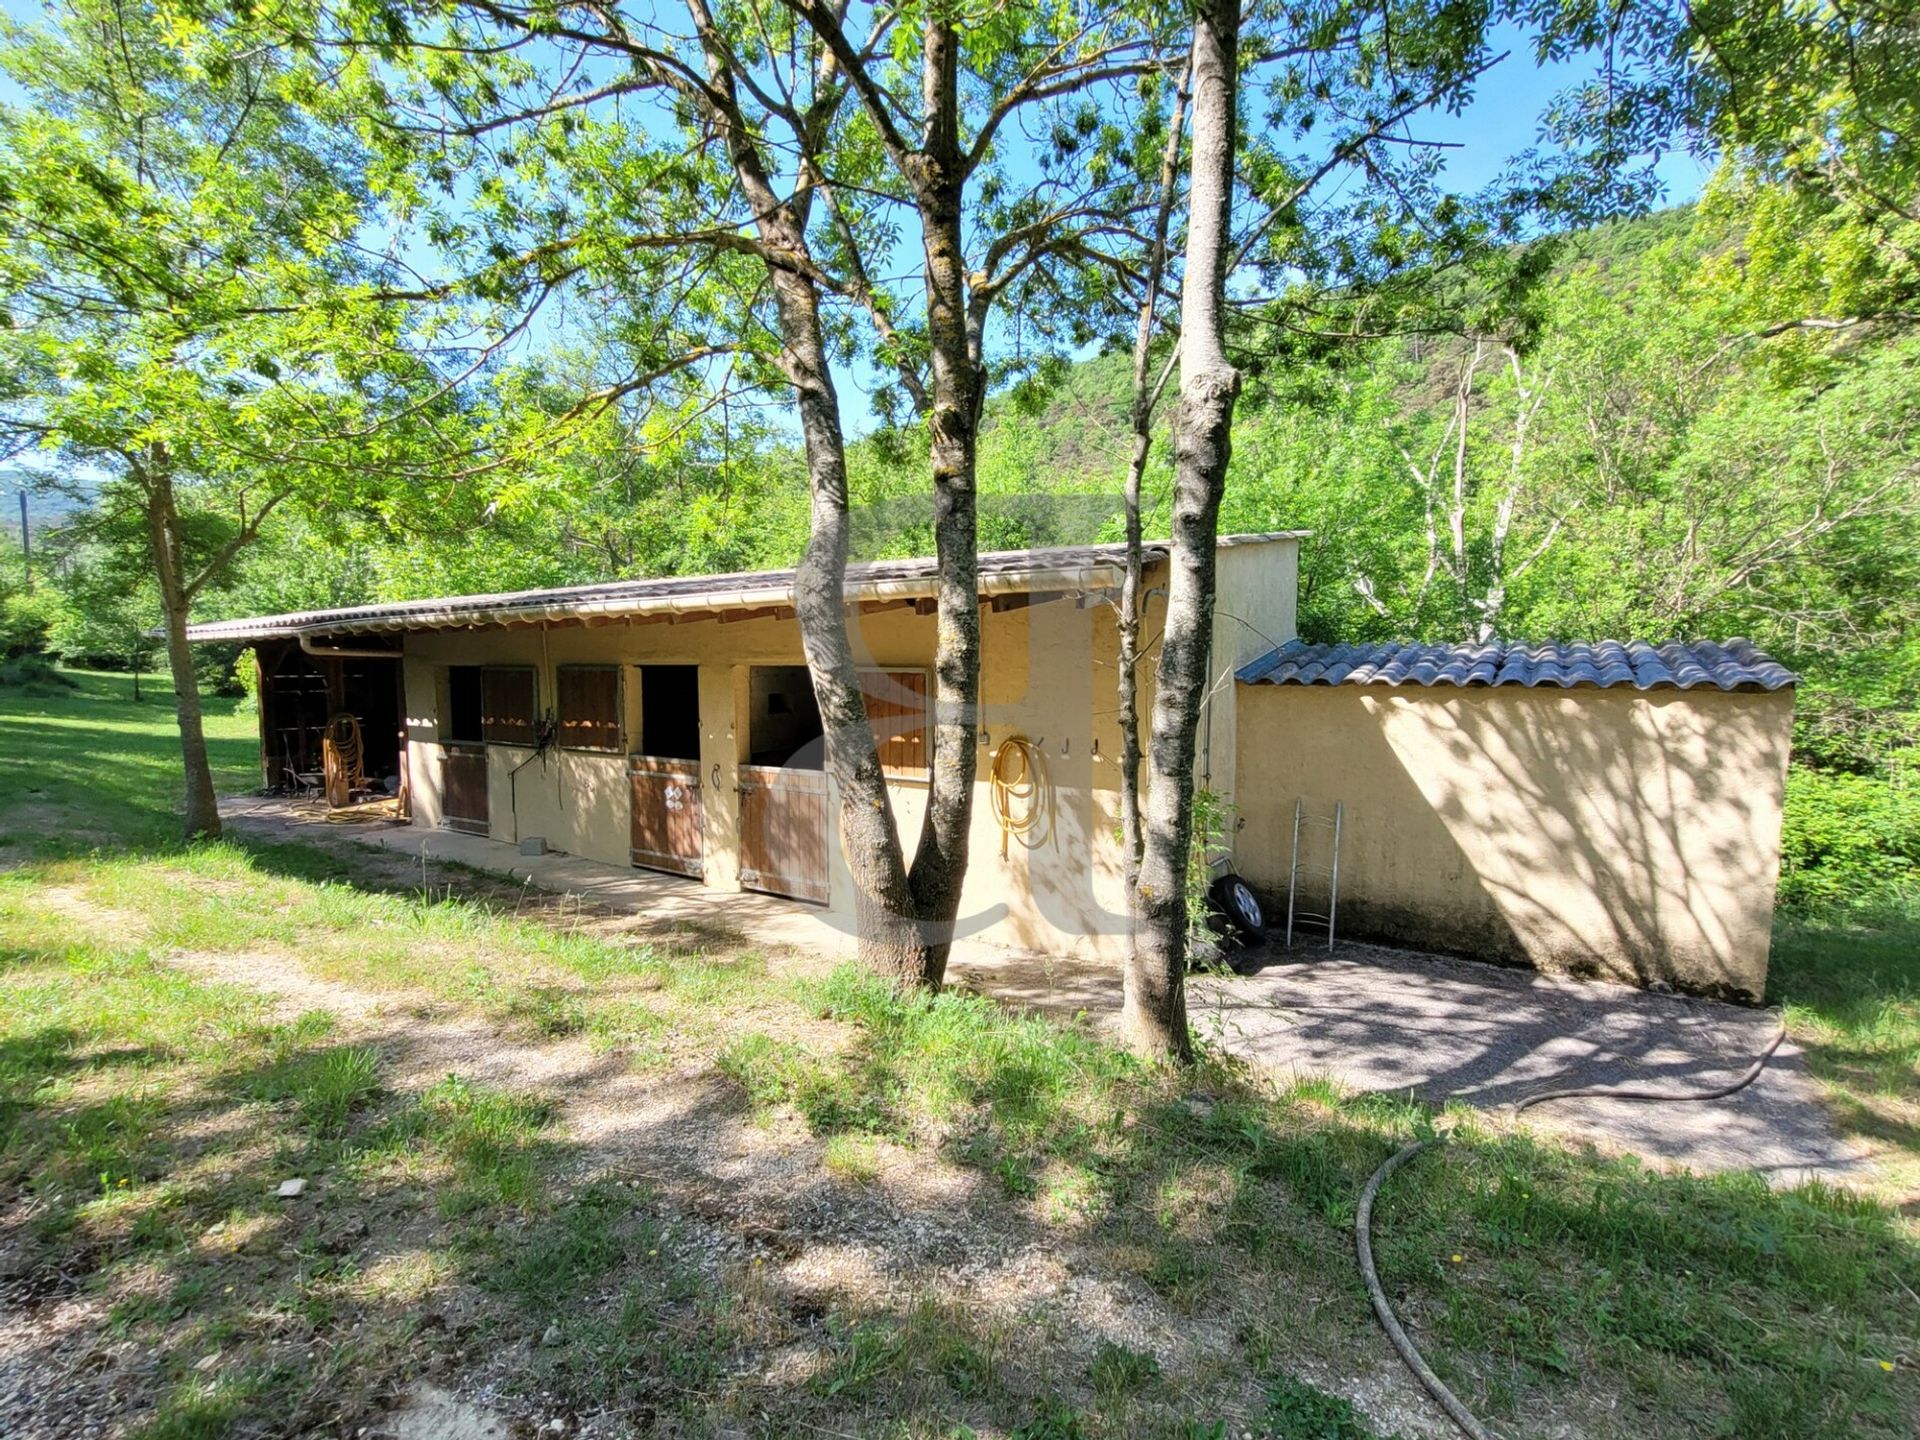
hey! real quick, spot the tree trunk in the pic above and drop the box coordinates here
[1119,67,1191,897]
[902,14,983,989]
[1122,0,1242,1062]
[689,0,985,989]
[143,461,221,840]
[682,0,925,983]
[769,266,926,981]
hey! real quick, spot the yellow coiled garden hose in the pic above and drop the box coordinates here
[989,736,1050,859]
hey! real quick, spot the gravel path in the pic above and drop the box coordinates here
[153,944,1455,1440]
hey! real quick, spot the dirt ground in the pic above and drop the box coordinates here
[48,899,1461,1439]
[240,799,1866,1186]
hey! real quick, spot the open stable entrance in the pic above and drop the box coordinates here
[736,665,929,906]
[630,665,703,877]
[256,641,405,809]
[438,665,489,835]
[740,666,830,903]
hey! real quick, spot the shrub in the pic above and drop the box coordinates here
[1779,766,1920,907]
[0,653,77,693]
[193,642,247,696]
[0,586,66,659]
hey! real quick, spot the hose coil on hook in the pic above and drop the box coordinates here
[989,736,1051,859]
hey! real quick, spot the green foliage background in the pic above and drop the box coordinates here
[23,195,1919,907]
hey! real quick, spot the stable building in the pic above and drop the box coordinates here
[188,533,1796,1000]
[193,535,1302,964]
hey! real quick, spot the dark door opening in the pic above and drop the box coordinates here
[748,665,825,769]
[445,666,483,743]
[631,664,704,877]
[639,665,701,760]
[740,665,829,903]
[440,665,489,835]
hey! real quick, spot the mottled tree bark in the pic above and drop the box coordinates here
[901,12,983,990]
[775,268,925,977]
[687,0,924,981]
[142,454,222,841]
[1123,0,1242,1062]
[1119,67,1190,898]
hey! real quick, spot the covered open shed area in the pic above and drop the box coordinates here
[252,636,407,809]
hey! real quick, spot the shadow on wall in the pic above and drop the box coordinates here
[494,748,634,869]
[1235,687,1792,1002]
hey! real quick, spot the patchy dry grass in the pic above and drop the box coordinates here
[5,847,1916,1439]
[1,670,1917,1439]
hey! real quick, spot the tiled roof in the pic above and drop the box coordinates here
[184,532,1308,642]
[1237,638,1796,692]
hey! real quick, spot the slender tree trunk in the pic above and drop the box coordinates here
[683,0,924,981]
[1122,0,1242,1062]
[143,457,221,840]
[1119,66,1191,897]
[776,263,925,978]
[902,14,983,989]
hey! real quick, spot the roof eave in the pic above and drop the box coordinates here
[183,560,1136,645]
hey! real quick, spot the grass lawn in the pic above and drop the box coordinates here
[1770,897,1920,1201]
[0,668,1916,1440]
[0,666,258,853]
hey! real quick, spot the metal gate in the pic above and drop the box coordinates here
[440,744,489,835]
[738,764,829,904]
[630,756,703,877]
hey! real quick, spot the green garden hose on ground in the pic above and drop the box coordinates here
[1512,1014,1788,1114]
[1355,1011,1790,1440]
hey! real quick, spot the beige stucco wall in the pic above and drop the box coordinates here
[1231,683,1794,1000]
[1200,535,1300,806]
[390,540,1306,965]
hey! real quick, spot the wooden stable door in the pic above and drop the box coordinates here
[738,765,830,904]
[630,756,703,877]
[440,744,489,835]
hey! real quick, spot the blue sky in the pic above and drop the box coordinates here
[1422,21,1709,202]
[2,4,1710,456]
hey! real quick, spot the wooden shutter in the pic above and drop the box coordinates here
[859,669,928,778]
[480,667,537,746]
[557,666,622,751]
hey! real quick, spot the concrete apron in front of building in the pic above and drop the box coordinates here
[220,794,1098,987]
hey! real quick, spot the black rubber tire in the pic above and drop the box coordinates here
[1208,874,1264,934]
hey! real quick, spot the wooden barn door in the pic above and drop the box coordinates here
[440,744,489,835]
[738,765,829,904]
[630,757,703,877]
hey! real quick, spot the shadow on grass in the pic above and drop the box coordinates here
[714,967,1920,1439]
[3,897,1918,1440]
[2,668,1917,1439]
[0,670,258,857]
